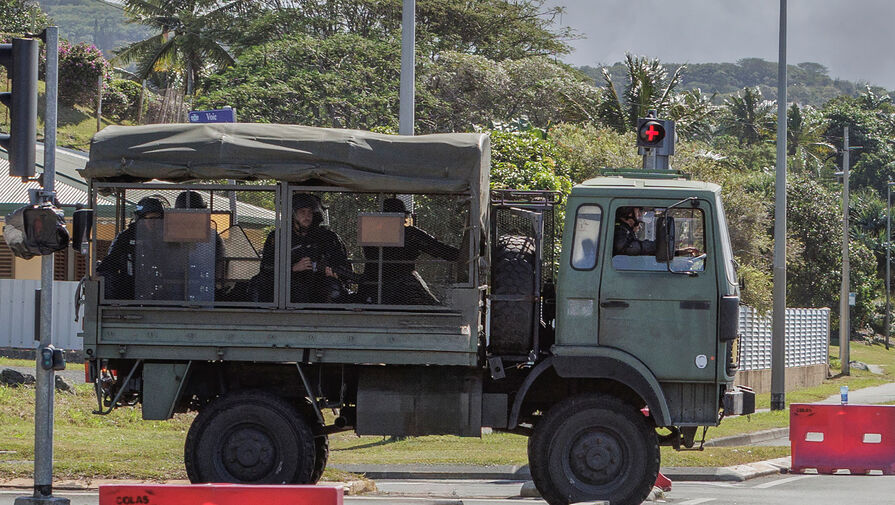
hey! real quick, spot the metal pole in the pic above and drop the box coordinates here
[770,0,787,411]
[887,182,891,351]
[399,0,415,136]
[16,26,70,505]
[840,126,850,375]
[96,73,103,132]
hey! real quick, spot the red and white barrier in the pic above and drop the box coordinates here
[99,484,343,505]
[790,403,895,475]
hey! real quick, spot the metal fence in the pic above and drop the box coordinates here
[0,279,82,351]
[738,306,830,370]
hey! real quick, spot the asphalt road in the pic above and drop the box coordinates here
[2,473,893,505]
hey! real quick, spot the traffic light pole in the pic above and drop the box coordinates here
[15,26,70,505]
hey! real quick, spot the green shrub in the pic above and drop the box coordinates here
[57,41,110,107]
[103,79,143,121]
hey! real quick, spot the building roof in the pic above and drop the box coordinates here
[1,152,274,225]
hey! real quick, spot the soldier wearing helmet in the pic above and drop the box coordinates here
[97,197,165,299]
[360,197,460,305]
[257,193,350,303]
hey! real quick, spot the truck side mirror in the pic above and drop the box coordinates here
[655,215,675,262]
[72,209,94,255]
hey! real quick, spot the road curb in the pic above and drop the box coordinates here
[334,457,791,483]
[0,479,374,496]
[703,427,790,447]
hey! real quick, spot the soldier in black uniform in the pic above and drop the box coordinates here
[361,198,460,305]
[257,193,350,303]
[613,206,656,256]
[613,206,699,257]
[96,197,164,299]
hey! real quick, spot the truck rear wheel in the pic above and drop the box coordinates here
[311,431,329,483]
[490,235,537,355]
[184,391,316,484]
[528,394,659,505]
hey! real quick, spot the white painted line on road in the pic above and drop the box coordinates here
[752,475,814,489]
[678,498,715,505]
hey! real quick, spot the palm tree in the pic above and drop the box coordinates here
[666,88,718,142]
[850,188,888,277]
[116,0,252,95]
[718,87,776,146]
[598,53,684,132]
[786,103,834,175]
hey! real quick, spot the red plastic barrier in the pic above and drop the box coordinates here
[99,484,343,505]
[654,471,672,492]
[790,403,895,475]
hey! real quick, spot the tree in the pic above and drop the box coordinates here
[223,0,573,62]
[718,87,776,146]
[598,53,684,132]
[419,52,602,132]
[489,127,571,196]
[824,91,895,195]
[0,0,49,36]
[786,103,834,175]
[665,88,718,142]
[196,32,401,129]
[116,0,252,95]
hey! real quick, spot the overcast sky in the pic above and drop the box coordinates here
[543,0,895,89]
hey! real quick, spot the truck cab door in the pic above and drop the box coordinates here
[598,199,718,382]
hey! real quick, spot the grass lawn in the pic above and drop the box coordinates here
[0,340,891,481]
[0,358,33,367]
[0,83,127,153]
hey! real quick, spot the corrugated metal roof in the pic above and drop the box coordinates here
[0,157,115,208]
[1,155,274,225]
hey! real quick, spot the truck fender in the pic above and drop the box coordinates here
[508,353,673,428]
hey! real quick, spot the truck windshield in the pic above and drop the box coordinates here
[715,195,738,286]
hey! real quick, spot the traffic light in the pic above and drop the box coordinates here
[636,117,675,156]
[0,38,40,178]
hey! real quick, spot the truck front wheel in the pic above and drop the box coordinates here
[184,391,316,484]
[528,394,659,505]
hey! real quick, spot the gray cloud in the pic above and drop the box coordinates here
[546,0,895,88]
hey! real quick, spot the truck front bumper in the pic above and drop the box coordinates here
[723,385,756,416]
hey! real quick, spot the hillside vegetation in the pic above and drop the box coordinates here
[584,59,891,107]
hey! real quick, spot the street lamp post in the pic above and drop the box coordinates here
[887,181,894,351]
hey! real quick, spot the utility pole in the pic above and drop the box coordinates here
[399,0,415,136]
[770,0,788,412]
[840,126,850,375]
[15,27,70,505]
[887,181,893,351]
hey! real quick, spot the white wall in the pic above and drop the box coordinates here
[0,279,82,351]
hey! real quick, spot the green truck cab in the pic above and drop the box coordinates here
[76,122,753,505]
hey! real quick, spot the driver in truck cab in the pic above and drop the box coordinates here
[613,206,701,257]
[613,206,656,256]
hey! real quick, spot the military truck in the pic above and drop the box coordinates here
[74,122,753,505]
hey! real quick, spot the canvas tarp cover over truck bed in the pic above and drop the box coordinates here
[83,122,489,195]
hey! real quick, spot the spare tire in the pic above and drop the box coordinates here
[490,235,537,355]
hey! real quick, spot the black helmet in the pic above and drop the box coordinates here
[383,197,409,214]
[134,197,164,218]
[292,193,324,226]
[175,191,206,209]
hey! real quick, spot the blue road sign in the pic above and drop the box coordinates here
[188,108,236,123]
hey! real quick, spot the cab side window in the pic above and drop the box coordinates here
[612,206,706,272]
[571,205,602,270]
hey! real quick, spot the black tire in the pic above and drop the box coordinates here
[311,430,329,483]
[490,234,537,355]
[528,394,659,505]
[184,391,316,484]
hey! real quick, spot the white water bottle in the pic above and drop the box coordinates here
[840,385,848,405]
